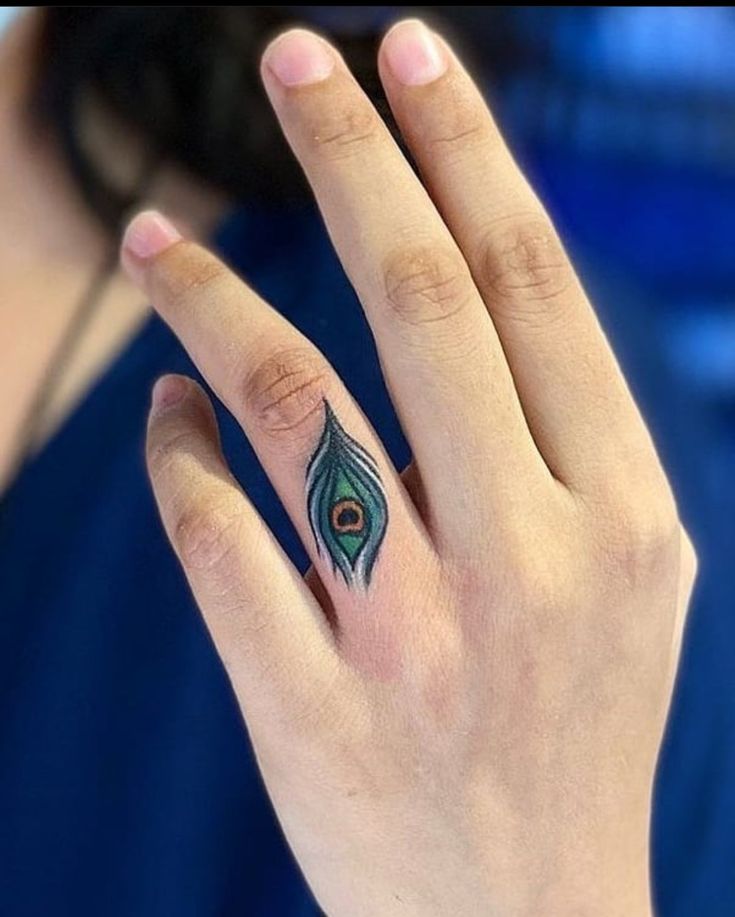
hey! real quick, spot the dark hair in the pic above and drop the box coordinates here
[34,7,391,230]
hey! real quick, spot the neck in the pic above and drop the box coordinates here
[0,9,228,488]
[0,10,147,489]
[0,11,112,276]
[0,9,227,281]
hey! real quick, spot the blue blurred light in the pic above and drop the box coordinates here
[0,7,20,37]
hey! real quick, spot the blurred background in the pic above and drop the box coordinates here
[0,6,732,916]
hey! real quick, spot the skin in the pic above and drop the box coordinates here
[0,10,224,488]
[119,20,696,917]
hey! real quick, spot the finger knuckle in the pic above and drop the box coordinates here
[382,243,474,326]
[308,101,380,161]
[502,545,567,621]
[146,429,198,482]
[286,663,348,742]
[152,244,229,308]
[680,527,699,584]
[600,497,681,582]
[219,597,278,666]
[478,216,573,312]
[244,346,331,442]
[424,94,489,153]
[411,627,468,732]
[173,500,242,574]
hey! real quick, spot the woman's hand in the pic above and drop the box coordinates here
[121,20,696,916]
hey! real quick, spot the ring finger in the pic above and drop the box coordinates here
[121,214,434,658]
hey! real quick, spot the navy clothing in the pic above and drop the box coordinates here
[0,208,406,917]
[0,206,730,916]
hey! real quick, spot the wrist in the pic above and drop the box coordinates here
[500,850,651,917]
[479,813,652,917]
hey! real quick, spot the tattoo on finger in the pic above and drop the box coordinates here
[305,401,388,589]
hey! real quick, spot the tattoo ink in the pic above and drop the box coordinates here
[306,401,388,589]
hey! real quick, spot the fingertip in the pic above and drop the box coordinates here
[150,374,192,414]
[380,19,448,87]
[121,210,183,285]
[261,28,335,88]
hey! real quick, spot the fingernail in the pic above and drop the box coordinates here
[383,20,447,86]
[151,375,189,412]
[122,210,181,261]
[263,29,335,86]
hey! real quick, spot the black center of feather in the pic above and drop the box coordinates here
[331,499,365,534]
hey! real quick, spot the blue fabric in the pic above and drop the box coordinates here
[0,204,730,915]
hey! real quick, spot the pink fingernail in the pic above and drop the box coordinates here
[151,375,189,412]
[263,29,335,87]
[382,20,447,86]
[122,210,181,261]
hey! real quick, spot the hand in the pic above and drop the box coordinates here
[121,20,696,917]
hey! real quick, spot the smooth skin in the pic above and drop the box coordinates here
[121,20,696,917]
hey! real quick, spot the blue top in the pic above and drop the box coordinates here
[0,206,732,916]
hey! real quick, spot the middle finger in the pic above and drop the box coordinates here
[261,29,550,545]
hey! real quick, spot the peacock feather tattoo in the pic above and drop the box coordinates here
[305,401,388,590]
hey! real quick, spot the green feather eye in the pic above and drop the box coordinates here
[306,401,388,589]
